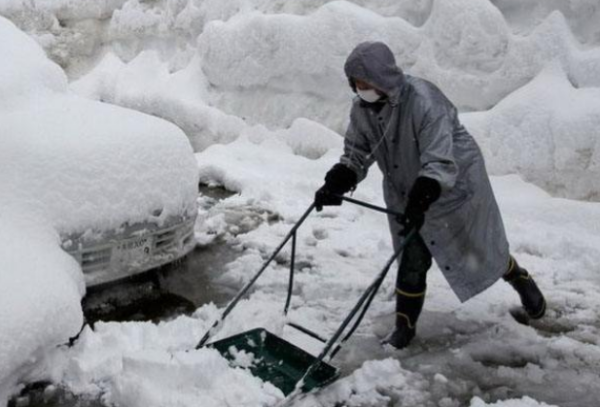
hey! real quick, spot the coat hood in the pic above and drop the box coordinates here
[344,41,406,101]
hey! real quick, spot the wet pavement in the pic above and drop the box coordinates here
[82,242,238,325]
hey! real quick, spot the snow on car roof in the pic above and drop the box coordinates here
[1,94,199,233]
[0,18,198,234]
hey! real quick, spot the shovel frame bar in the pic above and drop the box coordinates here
[195,196,413,396]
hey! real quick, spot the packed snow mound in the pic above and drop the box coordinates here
[0,17,85,404]
[18,0,597,201]
[70,51,246,152]
[196,1,421,130]
[6,0,600,124]
[1,0,126,20]
[491,0,600,46]
[108,349,284,407]
[0,212,85,406]
[0,16,67,102]
[423,0,510,75]
[463,64,600,200]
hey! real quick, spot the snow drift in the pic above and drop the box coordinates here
[5,0,599,200]
[462,64,600,200]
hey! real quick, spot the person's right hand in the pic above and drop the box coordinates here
[314,185,343,211]
[313,164,357,212]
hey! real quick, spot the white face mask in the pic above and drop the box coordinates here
[357,88,382,103]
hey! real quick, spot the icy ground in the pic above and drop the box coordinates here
[1,0,600,406]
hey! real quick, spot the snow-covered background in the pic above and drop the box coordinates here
[1,0,599,406]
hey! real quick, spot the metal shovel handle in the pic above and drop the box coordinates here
[339,195,403,218]
[196,203,316,349]
[294,228,416,391]
[195,195,407,350]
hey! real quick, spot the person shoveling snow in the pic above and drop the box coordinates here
[314,41,547,349]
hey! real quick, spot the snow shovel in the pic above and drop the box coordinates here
[195,196,416,397]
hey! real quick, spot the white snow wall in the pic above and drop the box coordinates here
[2,0,600,200]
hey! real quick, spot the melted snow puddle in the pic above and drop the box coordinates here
[8,383,105,407]
[82,242,237,324]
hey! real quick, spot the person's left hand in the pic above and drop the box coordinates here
[396,206,425,236]
[396,177,442,236]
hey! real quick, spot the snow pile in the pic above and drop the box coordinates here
[0,15,198,403]
[0,212,85,406]
[0,15,67,103]
[8,0,599,199]
[0,18,85,404]
[109,349,283,407]
[492,0,600,46]
[462,64,600,200]
[41,0,599,126]
[69,51,246,152]
[52,303,289,407]
[195,1,418,130]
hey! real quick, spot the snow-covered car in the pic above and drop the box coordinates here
[0,16,200,401]
[1,17,199,288]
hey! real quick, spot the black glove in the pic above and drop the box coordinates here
[398,176,441,235]
[314,164,357,212]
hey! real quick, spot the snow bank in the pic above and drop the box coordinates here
[492,0,600,46]
[16,0,597,200]
[70,51,246,152]
[9,0,600,126]
[109,349,283,407]
[197,1,419,130]
[463,64,600,200]
[0,212,85,405]
[0,16,67,103]
[70,0,600,127]
[0,18,84,404]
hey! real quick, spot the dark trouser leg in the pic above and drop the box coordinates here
[385,234,432,349]
[503,256,546,319]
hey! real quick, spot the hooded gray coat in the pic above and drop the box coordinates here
[341,42,509,302]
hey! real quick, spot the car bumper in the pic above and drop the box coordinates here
[62,214,197,287]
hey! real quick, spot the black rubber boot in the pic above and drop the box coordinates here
[384,289,425,349]
[503,257,546,319]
